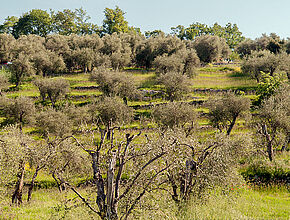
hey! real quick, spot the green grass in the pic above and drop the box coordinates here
[192,67,257,89]
[6,90,40,98]
[69,90,102,97]
[0,189,96,220]
[236,187,289,219]
[60,73,90,82]
[70,82,97,88]
[184,188,289,219]
[1,186,287,220]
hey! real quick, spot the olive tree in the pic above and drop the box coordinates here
[236,38,257,58]
[163,129,249,204]
[32,49,66,76]
[0,34,15,63]
[72,47,95,73]
[90,68,140,104]
[35,107,72,137]
[0,72,9,96]
[206,94,251,135]
[101,33,132,70]
[153,53,184,74]
[46,137,89,193]
[34,78,70,108]
[0,126,32,205]
[136,34,186,69]
[0,96,35,130]
[192,35,230,63]
[255,84,290,161]
[153,48,200,76]
[158,72,191,101]
[152,102,196,131]
[27,137,88,201]
[10,52,35,87]
[241,50,282,82]
[90,97,133,138]
[285,40,290,54]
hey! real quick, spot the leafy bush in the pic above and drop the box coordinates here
[152,102,196,128]
[240,160,289,185]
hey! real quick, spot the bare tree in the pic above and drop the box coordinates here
[69,128,179,219]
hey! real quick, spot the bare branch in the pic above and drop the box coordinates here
[68,184,100,216]
[116,151,166,203]
[123,165,171,219]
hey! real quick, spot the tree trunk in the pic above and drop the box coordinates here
[52,172,66,192]
[262,124,274,161]
[267,141,274,162]
[123,97,128,106]
[227,115,237,135]
[27,166,41,202]
[12,163,25,205]
[281,135,289,151]
[91,152,106,219]
[106,123,112,140]
[106,152,118,220]
[19,113,23,132]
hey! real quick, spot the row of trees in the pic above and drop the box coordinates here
[237,33,290,57]
[0,7,243,49]
[0,32,232,87]
[0,7,140,38]
[237,33,290,81]
[171,22,244,49]
[241,50,290,82]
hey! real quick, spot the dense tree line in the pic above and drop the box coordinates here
[171,22,245,49]
[0,31,231,86]
[0,7,243,48]
[238,33,290,81]
[2,6,289,86]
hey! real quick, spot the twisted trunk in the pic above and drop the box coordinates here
[12,162,25,205]
[27,165,42,202]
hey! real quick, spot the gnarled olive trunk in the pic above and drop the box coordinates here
[12,162,25,205]
[262,124,274,161]
[27,165,42,202]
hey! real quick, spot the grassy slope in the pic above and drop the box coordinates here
[2,66,289,219]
